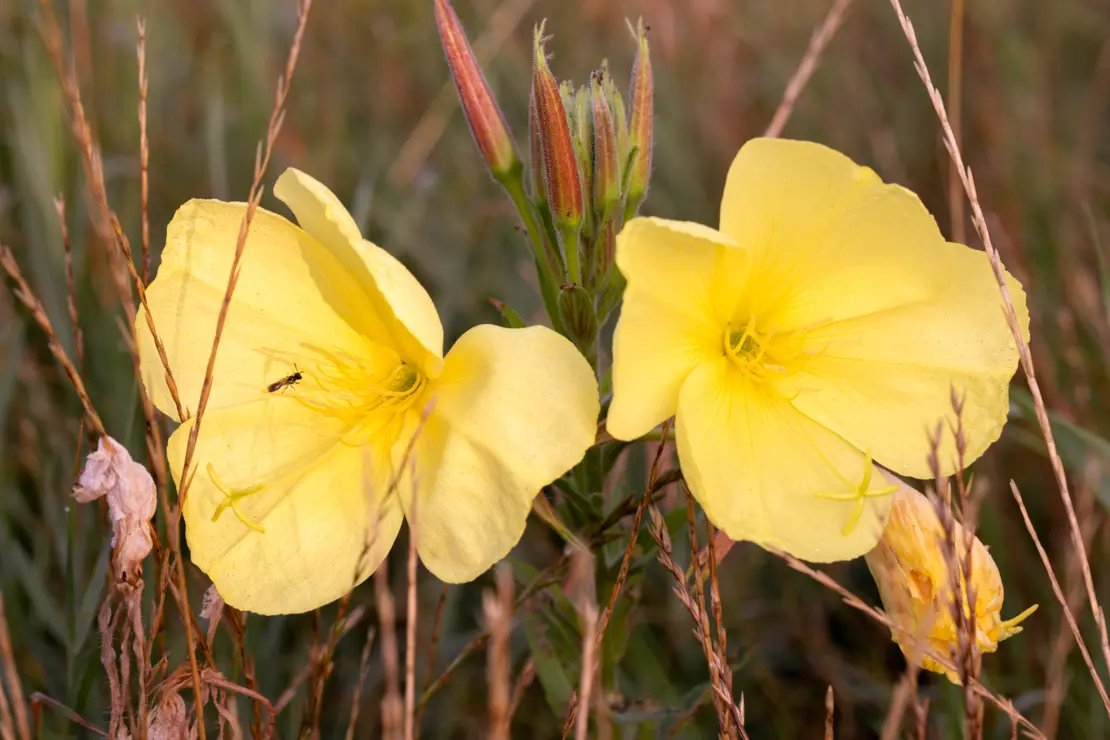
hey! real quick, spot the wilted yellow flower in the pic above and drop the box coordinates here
[608,138,1027,561]
[136,169,598,615]
[865,482,1036,682]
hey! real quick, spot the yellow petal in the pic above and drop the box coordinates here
[676,358,892,561]
[719,138,1026,477]
[274,169,444,376]
[169,398,401,614]
[408,325,598,582]
[136,200,388,421]
[608,217,747,440]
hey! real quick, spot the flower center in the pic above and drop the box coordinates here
[292,346,428,447]
[722,316,825,387]
[722,316,788,383]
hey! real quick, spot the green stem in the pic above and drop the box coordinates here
[502,174,556,280]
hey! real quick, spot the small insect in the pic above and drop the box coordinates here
[266,364,303,393]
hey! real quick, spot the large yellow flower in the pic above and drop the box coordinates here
[137,169,599,615]
[608,138,1027,561]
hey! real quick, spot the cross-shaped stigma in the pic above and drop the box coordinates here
[814,453,899,535]
[207,463,267,533]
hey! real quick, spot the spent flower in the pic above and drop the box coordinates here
[137,169,598,614]
[865,483,1037,682]
[73,435,157,583]
[608,138,1027,561]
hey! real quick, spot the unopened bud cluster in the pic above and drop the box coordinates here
[435,1,653,363]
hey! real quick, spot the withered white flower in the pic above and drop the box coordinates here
[73,436,157,582]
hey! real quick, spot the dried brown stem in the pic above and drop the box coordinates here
[887,0,1110,709]
[137,17,151,285]
[0,245,105,440]
[1042,461,1101,739]
[485,566,514,740]
[28,693,106,737]
[414,583,448,736]
[507,659,536,726]
[825,686,835,740]
[55,197,84,374]
[764,0,856,138]
[573,603,597,740]
[647,504,746,739]
[880,653,924,739]
[301,596,361,737]
[417,559,566,709]
[224,609,263,737]
[777,552,1045,738]
[376,565,403,740]
[1010,481,1110,712]
[0,597,29,740]
[683,487,732,734]
[705,519,731,699]
[0,675,15,740]
[404,488,419,740]
[345,624,377,740]
[946,0,966,245]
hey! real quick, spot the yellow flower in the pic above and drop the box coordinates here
[608,138,1027,560]
[136,169,599,615]
[865,482,1036,682]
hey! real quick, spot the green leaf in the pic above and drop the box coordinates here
[488,297,527,329]
[521,597,579,718]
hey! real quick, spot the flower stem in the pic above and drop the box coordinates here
[501,173,564,329]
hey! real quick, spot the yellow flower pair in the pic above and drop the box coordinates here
[137,138,1027,654]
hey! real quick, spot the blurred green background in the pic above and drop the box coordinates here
[2,0,1109,737]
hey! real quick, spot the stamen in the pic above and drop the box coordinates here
[207,463,266,533]
[287,345,428,448]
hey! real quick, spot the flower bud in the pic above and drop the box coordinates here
[435,0,521,180]
[528,91,546,205]
[865,483,1037,684]
[591,70,620,219]
[625,18,653,212]
[573,85,594,229]
[557,283,598,357]
[532,22,583,233]
[610,88,629,177]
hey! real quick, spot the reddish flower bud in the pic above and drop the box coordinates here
[528,91,546,205]
[435,0,520,179]
[591,70,620,218]
[532,22,583,232]
[626,18,653,209]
